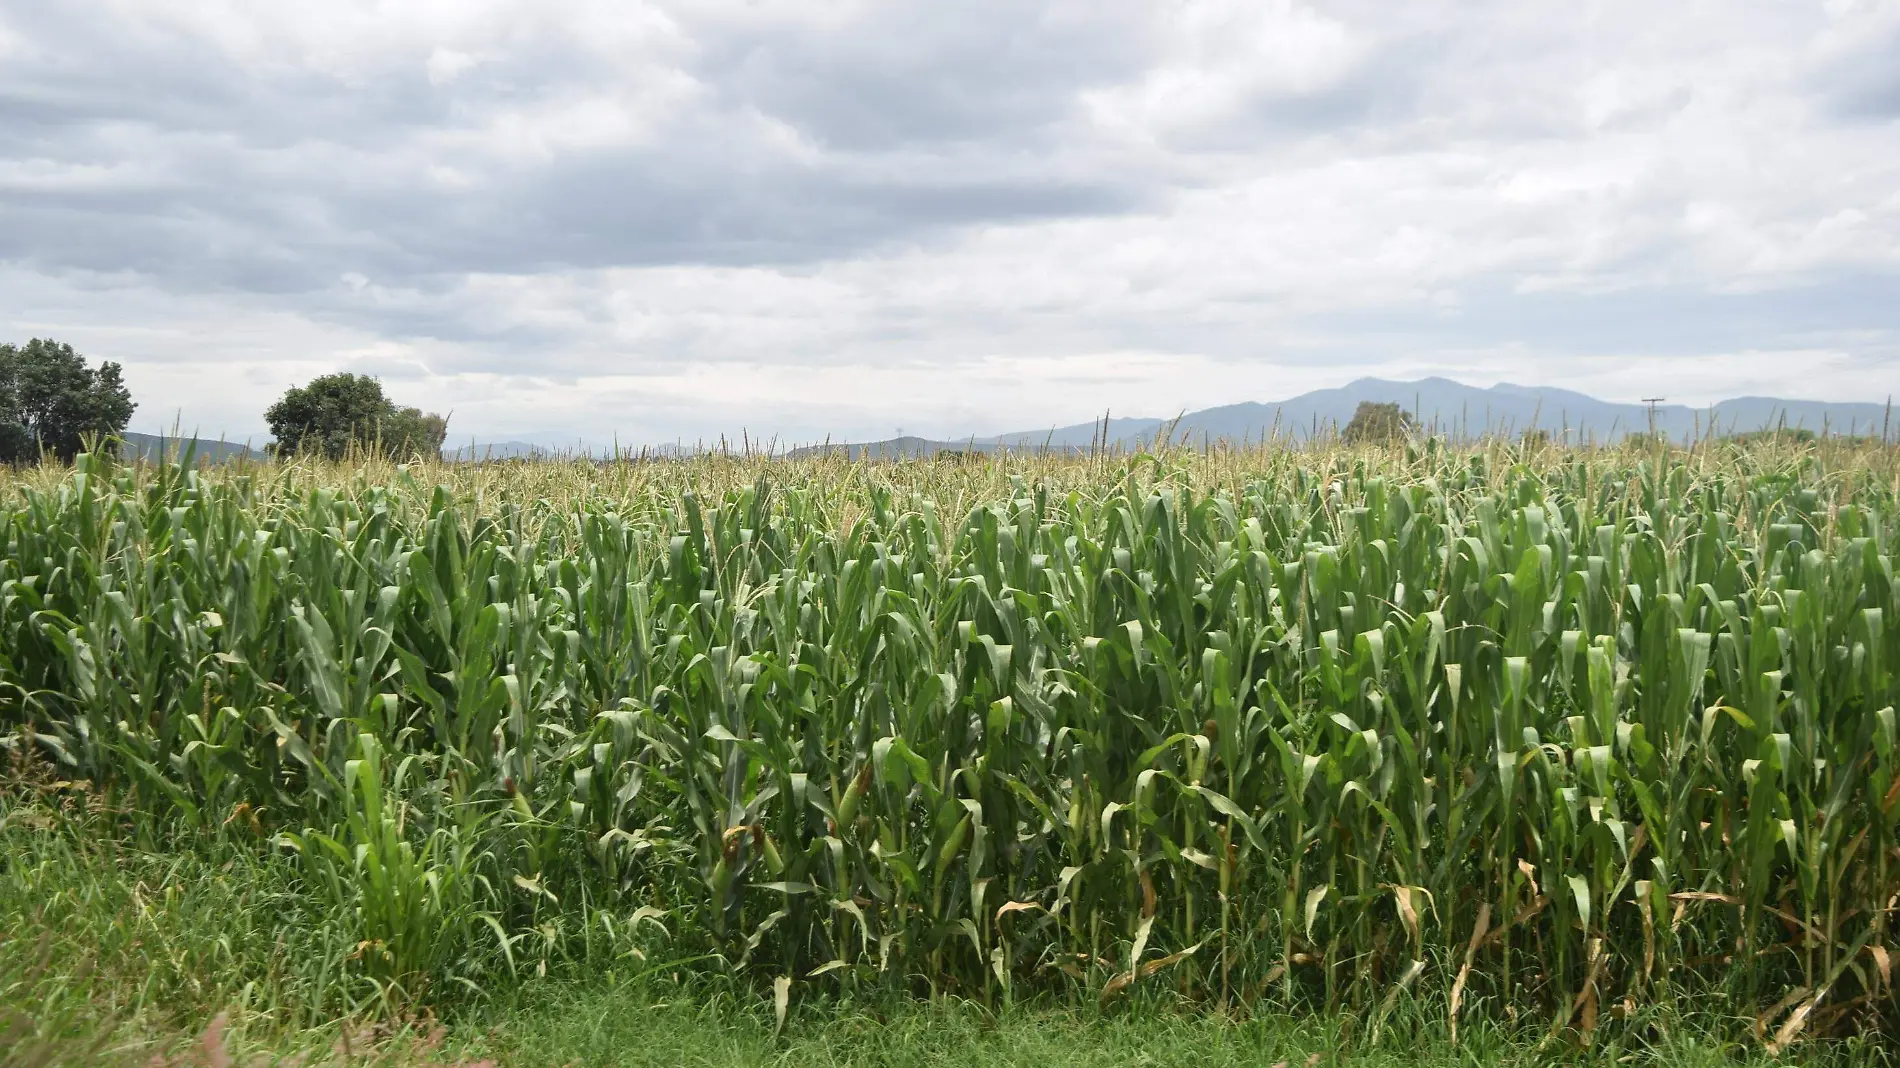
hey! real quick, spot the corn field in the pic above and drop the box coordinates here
[3,440,1899,1040]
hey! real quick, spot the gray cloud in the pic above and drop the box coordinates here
[698,2,1153,150]
[0,2,1164,297]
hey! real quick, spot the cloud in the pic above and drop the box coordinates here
[0,0,1895,443]
[1808,1,1900,120]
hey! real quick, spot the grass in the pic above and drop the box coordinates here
[2,749,1895,1066]
[456,988,1871,1068]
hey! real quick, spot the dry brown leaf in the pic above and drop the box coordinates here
[1766,988,1824,1056]
[995,900,1041,922]
[1754,985,1811,1044]
[1634,881,1657,981]
[1448,902,1491,1045]
[1477,895,1547,949]
[1554,937,1607,1045]
[1100,941,1205,1000]
[1394,885,1421,943]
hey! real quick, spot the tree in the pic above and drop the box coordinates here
[0,338,137,464]
[1725,427,1816,445]
[265,373,448,460]
[384,406,449,458]
[1341,401,1415,445]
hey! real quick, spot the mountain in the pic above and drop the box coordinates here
[802,378,1896,457]
[1019,378,1896,447]
[445,439,718,461]
[789,421,1170,458]
[446,440,572,461]
[119,431,265,462]
[121,379,1887,464]
[790,436,989,460]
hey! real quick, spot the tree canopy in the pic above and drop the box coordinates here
[265,373,448,460]
[1341,400,1415,445]
[0,338,137,464]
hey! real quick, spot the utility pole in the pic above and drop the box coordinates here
[1641,397,1666,440]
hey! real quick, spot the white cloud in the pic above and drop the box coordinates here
[425,48,482,87]
[1084,1,1365,137]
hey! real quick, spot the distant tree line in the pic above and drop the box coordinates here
[2,339,448,466]
[0,338,1881,467]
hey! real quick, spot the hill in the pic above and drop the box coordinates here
[119,431,264,462]
[798,378,1894,456]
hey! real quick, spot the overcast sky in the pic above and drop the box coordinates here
[3,1,1897,446]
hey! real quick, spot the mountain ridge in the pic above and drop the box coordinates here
[119,431,265,462]
[788,377,1895,458]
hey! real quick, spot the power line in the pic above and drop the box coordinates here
[1640,397,1666,439]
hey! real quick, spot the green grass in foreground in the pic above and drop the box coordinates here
[1,791,1892,1067]
[12,981,1900,1068]
[451,987,1897,1068]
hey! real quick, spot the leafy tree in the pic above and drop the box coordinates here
[1724,427,1816,445]
[387,407,450,457]
[0,338,137,464]
[265,373,449,460]
[1341,401,1415,445]
[0,419,28,464]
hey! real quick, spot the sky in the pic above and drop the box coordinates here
[2,1,1898,448]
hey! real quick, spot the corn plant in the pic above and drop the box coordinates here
[3,439,1898,1039]
[277,734,493,1002]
